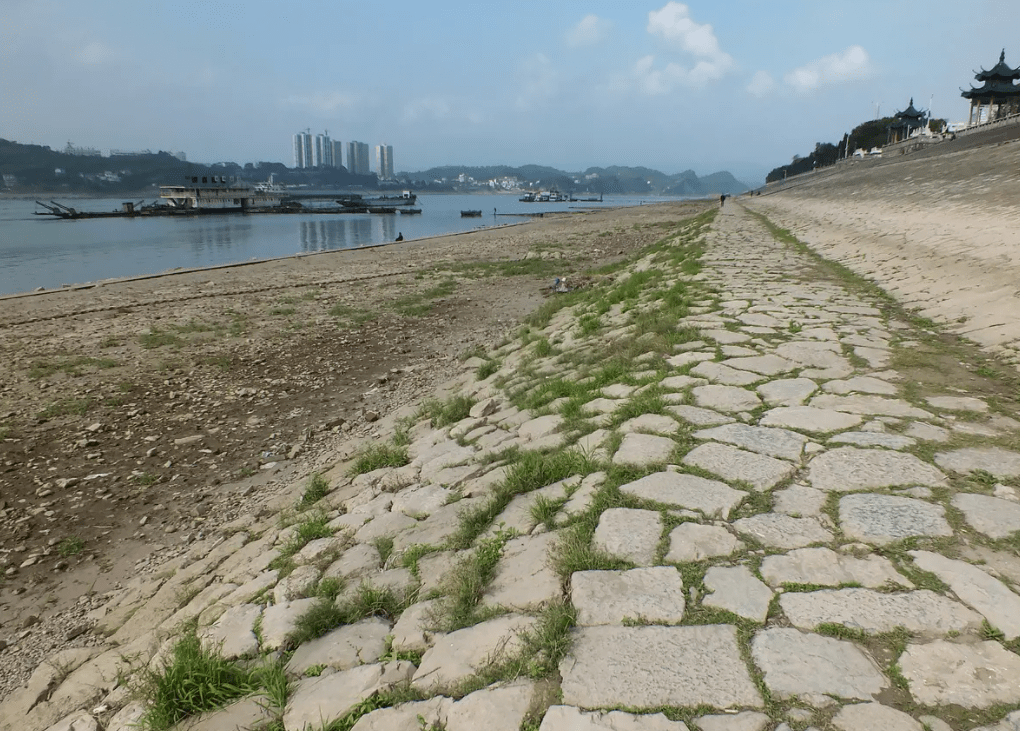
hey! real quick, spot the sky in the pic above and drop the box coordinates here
[3,0,1020,184]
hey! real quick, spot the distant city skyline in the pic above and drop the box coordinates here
[5,1,1020,183]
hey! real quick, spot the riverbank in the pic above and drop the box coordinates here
[0,201,706,702]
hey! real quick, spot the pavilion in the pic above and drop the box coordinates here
[887,98,928,143]
[961,50,1020,126]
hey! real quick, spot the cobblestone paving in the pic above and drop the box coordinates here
[5,204,1020,731]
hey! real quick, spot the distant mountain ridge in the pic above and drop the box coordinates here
[404,164,750,196]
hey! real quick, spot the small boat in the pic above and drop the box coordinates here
[368,206,397,214]
[399,208,421,214]
[460,210,482,217]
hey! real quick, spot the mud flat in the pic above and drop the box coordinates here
[746,134,1020,365]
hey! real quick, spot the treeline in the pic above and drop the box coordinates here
[766,117,947,183]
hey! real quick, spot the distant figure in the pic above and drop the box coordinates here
[719,194,726,207]
[395,232,403,242]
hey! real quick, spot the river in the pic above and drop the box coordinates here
[0,192,689,296]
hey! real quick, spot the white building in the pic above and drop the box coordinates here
[347,141,370,175]
[375,144,394,179]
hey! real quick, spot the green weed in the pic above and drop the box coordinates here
[298,473,330,508]
[347,443,410,477]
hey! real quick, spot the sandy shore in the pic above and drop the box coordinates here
[0,200,708,696]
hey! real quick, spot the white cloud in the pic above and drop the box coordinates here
[566,14,611,48]
[402,98,451,123]
[647,2,724,60]
[280,91,355,113]
[746,70,776,98]
[784,45,869,91]
[75,41,119,65]
[516,53,561,109]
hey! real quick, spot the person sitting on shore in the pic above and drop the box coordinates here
[395,232,404,242]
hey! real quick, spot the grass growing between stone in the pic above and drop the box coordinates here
[270,512,334,576]
[138,629,282,730]
[417,395,476,428]
[297,473,330,508]
[431,528,514,632]
[287,583,408,648]
[347,442,410,477]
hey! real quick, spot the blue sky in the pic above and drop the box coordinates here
[3,0,1018,183]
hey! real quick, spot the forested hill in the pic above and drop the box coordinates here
[404,163,750,196]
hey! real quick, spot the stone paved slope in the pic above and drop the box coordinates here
[4,204,1020,731]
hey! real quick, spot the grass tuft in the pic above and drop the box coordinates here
[298,473,330,508]
[348,443,410,477]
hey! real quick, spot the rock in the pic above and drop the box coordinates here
[904,422,950,442]
[775,341,850,370]
[732,514,832,549]
[831,703,923,731]
[760,547,909,589]
[105,702,146,731]
[391,484,454,518]
[809,394,931,419]
[702,566,773,622]
[665,405,735,427]
[518,415,563,442]
[759,406,863,434]
[283,661,416,731]
[539,706,691,730]
[925,395,988,412]
[822,376,899,396]
[690,362,763,386]
[807,447,945,491]
[285,618,391,676]
[482,533,561,611]
[909,551,1020,639]
[444,679,538,731]
[619,414,679,435]
[178,696,273,731]
[756,378,818,407]
[260,598,318,650]
[827,431,915,449]
[390,599,441,654]
[772,485,826,516]
[694,712,771,731]
[412,614,537,690]
[898,640,1020,707]
[571,567,686,626]
[952,493,1020,539]
[354,512,417,543]
[323,544,381,581]
[199,604,262,659]
[619,472,745,519]
[723,354,795,376]
[664,523,744,562]
[682,443,796,491]
[935,447,1020,478]
[592,508,663,566]
[273,565,321,604]
[838,494,953,545]
[293,537,345,566]
[612,433,677,467]
[750,628,886,704]
[694,425,803,472]
[692,385,762,413]
[559,625,762,709]
[42,711,98,731]
[779,588,981,635]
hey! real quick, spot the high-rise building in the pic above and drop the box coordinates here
[347,141,370,175]
[375,144,394,179]
[292,133,305,168]
[331,140,344,169]
[301,134,313,169]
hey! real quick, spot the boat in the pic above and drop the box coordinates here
[519,192,537,202]
[160,175,284,211]
[367,206,397,214]
[519,189,568,202]
[460,210,482,217]
[399,208,422,214]
[337,191,417,208]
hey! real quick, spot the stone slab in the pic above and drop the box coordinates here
[560,625,762,709]
[692,384,762,412]
[760,547,910,589]
[759,406,862,434]
[831,703,923,731]
[261,598,318,650]
[703,566,773,622]
[772,485,826,517]
[482,533,561,611]
[899,640,1020,707]
[539,706,691,730]
[664,523,744,562]
[593,508,663,566]
[693,711,771,731]
[732,514,832,549]
[722,354,795,376]
[283,661,416,731]
[691,362,763,386]
[199,603,261,659]
[809,394,931,419]
[952,493,1020,539]
[412,614,537,690]
[619,471,745,519]
[822,376,899,396]
[683,443,796,491]
[751,628,886,704]
[571,567,686,626]
[779,588,981,635]
[807,447,945,491]
[839,493,953,545]
[935,447,1020,478]
[756,378,818,407]
[612,433,677,467]
[694,423,807,461]
[910,551,1020,640]
[664,405,735,427]
[285,617,391,675]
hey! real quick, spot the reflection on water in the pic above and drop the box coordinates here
[298,217,376,252]
[185,220,254,252]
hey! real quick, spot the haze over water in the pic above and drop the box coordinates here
[0,194,680,296]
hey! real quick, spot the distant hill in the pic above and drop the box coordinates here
[403,164,751,196]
